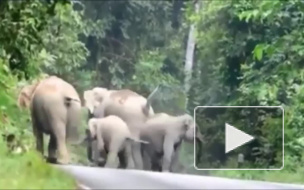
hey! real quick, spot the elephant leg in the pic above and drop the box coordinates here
[151,158,162,172]
[87,140,93,162]
[131,142,143,170]
[97,150,107,166]
[150,151,163,172]
[85,129,95,163]
[96,137,107,166]
[92,140,100,164]
[104,151,119,168]
[105,138,124,168]
[118,150,127,169]
[34,129,44,155]
[142,148,152,171]
[141,144,158,171]
[162,136,175,172]
[125,144,135,169]
[47,134,57,163]
[169,142,182,172]
[32,116,44,156]
[53,122,70,164]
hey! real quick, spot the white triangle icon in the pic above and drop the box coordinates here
[225,123,254,154]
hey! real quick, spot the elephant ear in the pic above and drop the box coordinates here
[183,115,193,130]
[17,83,39,109]
[17,90,30,109]
[83,90,95,114]
[92,87,108,103]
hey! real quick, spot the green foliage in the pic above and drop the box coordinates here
[212,166,304,184]
[0,57,74,187]
[41,2,89,76]
[0,0,52,79]
[80,0,185,91]
[0,0,86,187]
[129,49,180,93]
[0,57,31,141]
[187,0,304,182]
[0,140,75,189]
[1,0,304,185]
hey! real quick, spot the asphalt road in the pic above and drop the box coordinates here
[55,164,304,189]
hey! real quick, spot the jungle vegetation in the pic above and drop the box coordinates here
[0,0,303,187]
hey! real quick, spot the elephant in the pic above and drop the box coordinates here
[19,76,82,164]
[83,91,102,167]
[140,113,197,173]
[83,86,158,170]
[169,125,205,173]
[83,92,99,165]
[84,127,99,166]
[86,115,149,169]
[17,81,41,109]
[84,87,156,118]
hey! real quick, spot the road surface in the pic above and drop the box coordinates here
[55,164,304,189]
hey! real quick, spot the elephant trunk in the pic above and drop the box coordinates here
[195,125,205,144]
[184,124,205,144]
[85,129,94,162]
[87,142,93,162]
[87,108,94,121]
[92,104,104,118]
[196,131,205,144]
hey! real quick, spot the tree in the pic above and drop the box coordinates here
[184,0,201,107]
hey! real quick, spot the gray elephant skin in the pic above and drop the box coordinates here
[83,87,158,170]
[18,76,82,164]
[86,116,148,169]
[140,113,196,172]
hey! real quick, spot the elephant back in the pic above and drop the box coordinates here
[35,76,81,102]
[105,90,151,120]
[109,89,143,105]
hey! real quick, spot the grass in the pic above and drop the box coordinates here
[211,169,304,184]
[0,108,92,189]
[179,143,304,185]
[0,140,76,189]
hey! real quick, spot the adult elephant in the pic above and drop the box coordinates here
[18,76,82,164]
[83,93,99,165]
[83,86,158,169]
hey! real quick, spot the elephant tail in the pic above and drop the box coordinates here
[64,97,81,106]
[142,85,160,116]
[65,96,82,143]
[126,137,149,144]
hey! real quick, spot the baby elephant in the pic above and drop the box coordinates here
[87,115,148,169]
[141,113,196,172]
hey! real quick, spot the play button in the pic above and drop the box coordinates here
[225,123,255,154]
[194,106,284,170]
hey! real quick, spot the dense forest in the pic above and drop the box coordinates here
[1,0,304,188]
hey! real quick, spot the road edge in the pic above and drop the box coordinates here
[76,182,91,190]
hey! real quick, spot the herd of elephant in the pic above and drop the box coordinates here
[17,75,204,173]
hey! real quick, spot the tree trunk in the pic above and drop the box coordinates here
[184,0,201,108]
